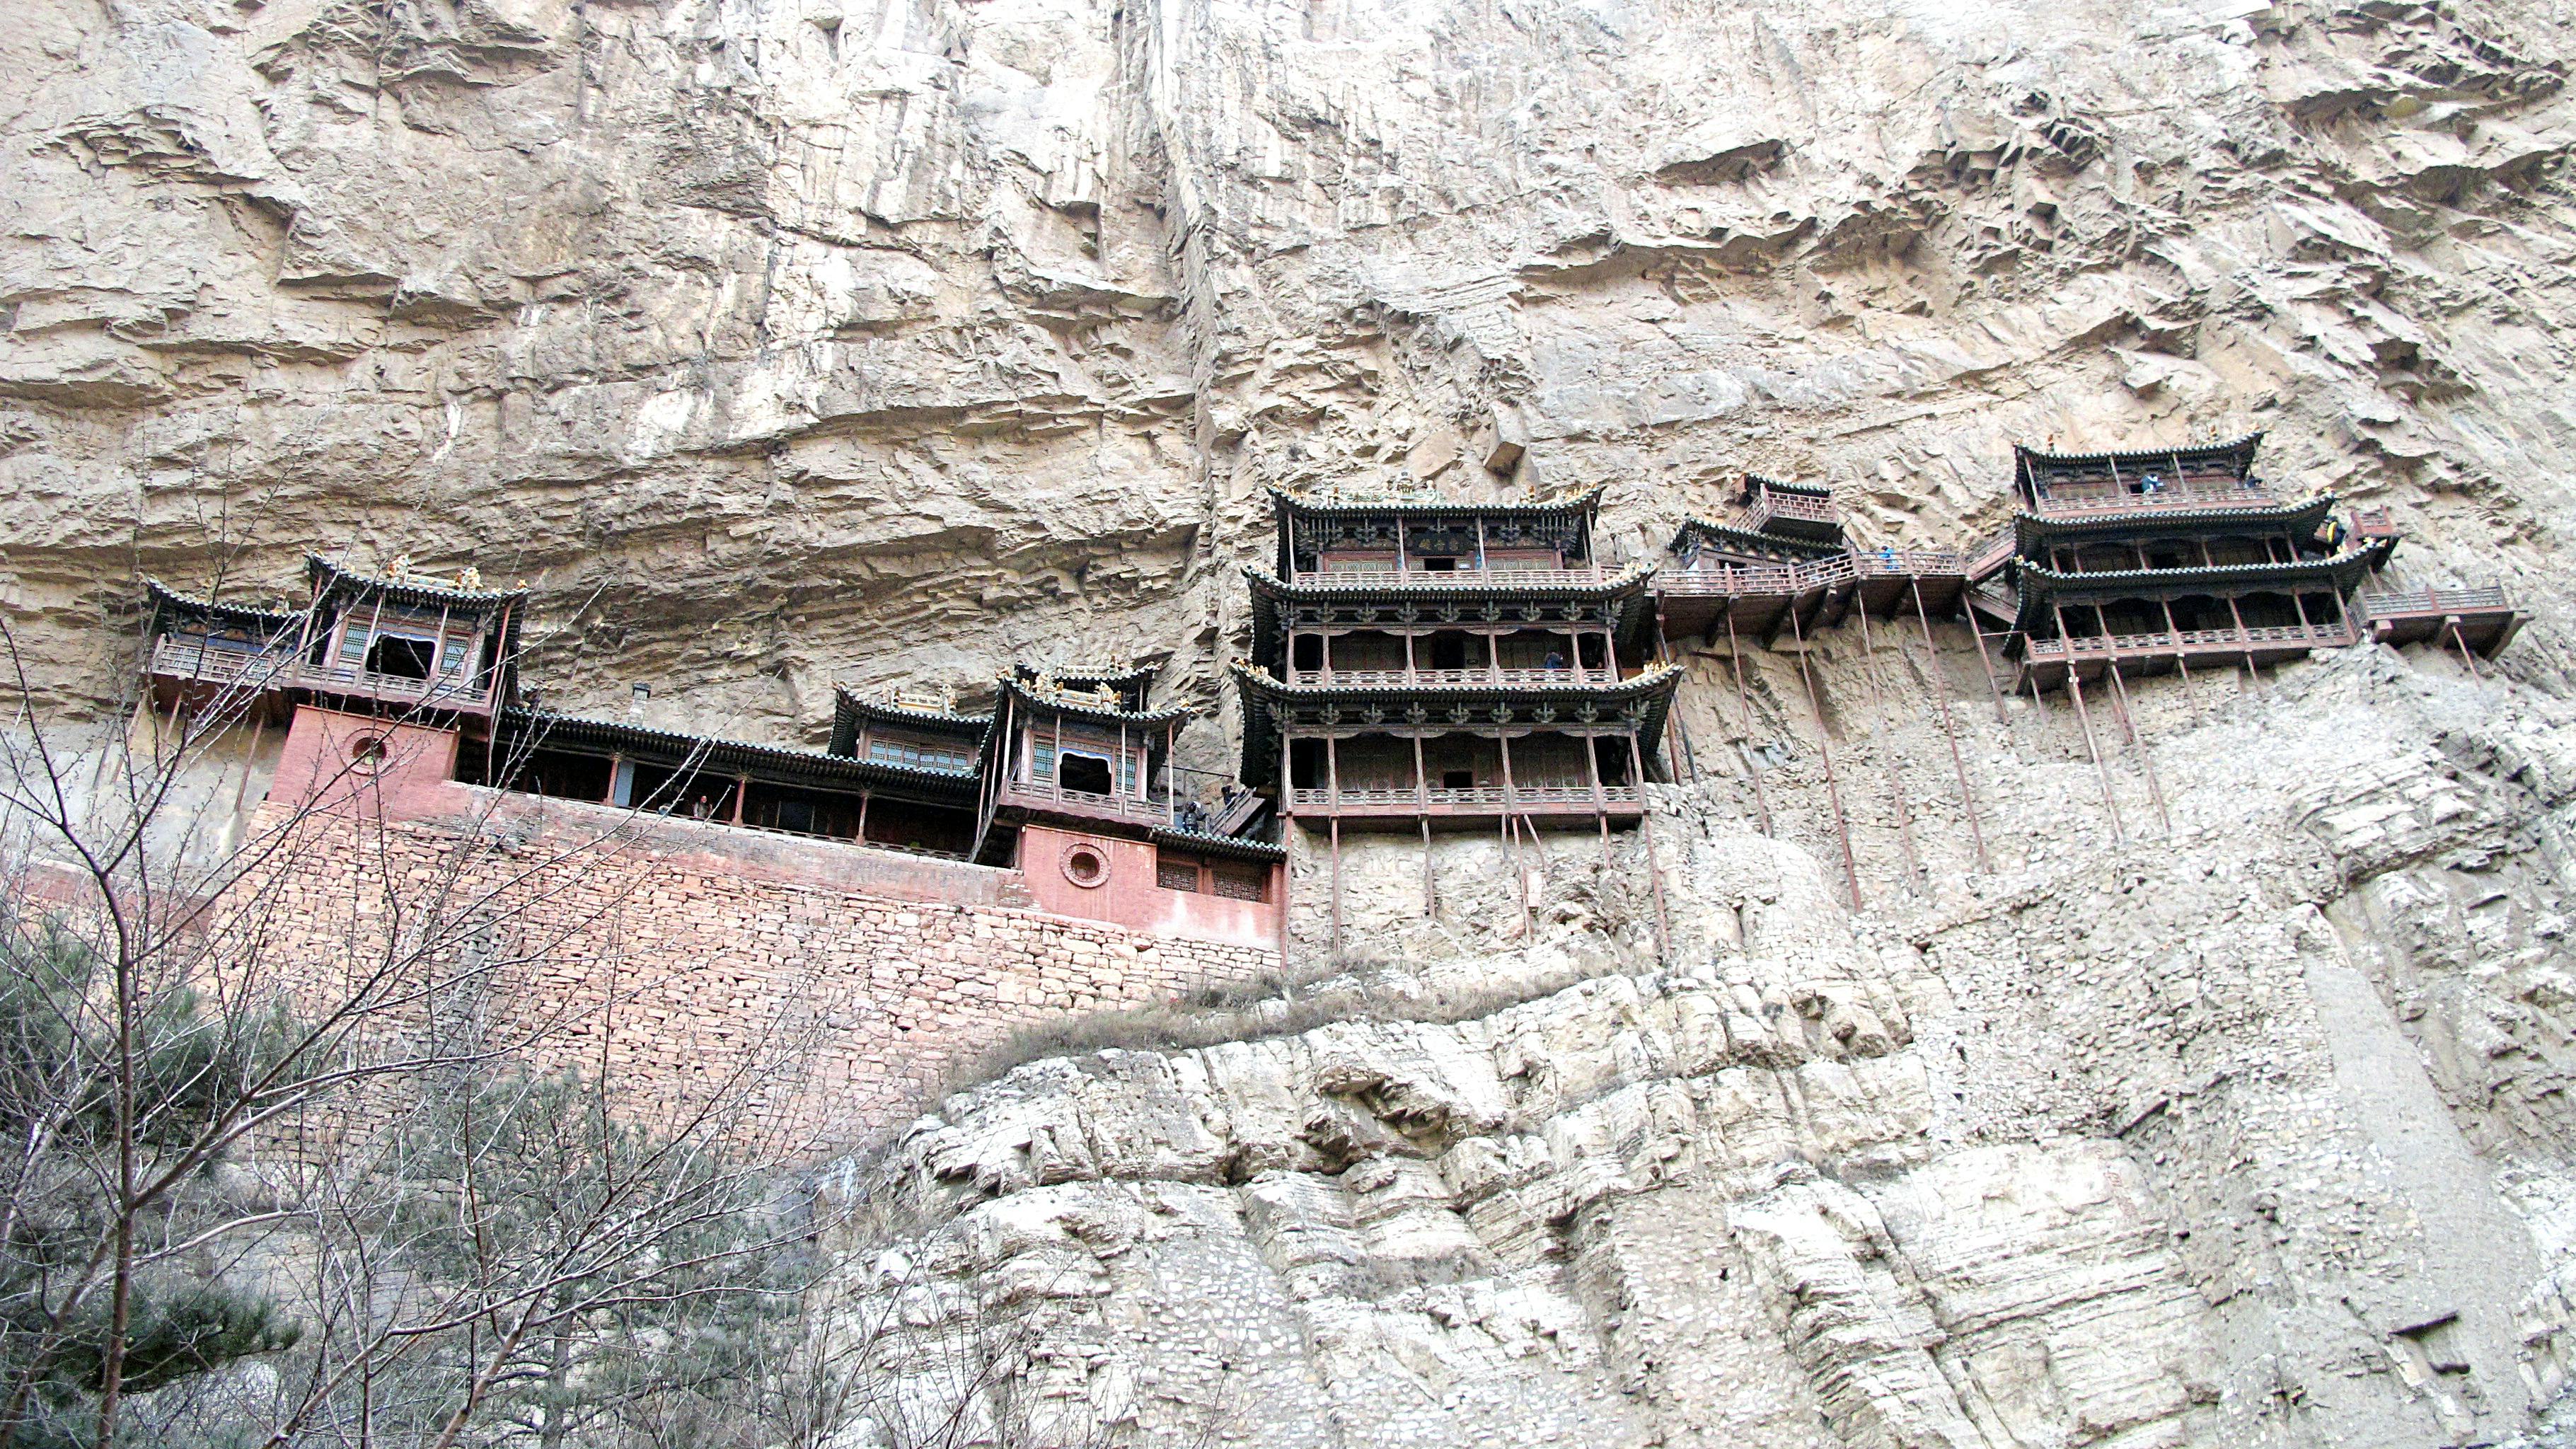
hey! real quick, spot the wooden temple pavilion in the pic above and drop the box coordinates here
[1965,434,2518,691]
[1232,486,1682,835]
[1653,475,1968,647]
[146,555,524,726]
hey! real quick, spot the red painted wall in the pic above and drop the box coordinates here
[1013,824,1286,954]
[265,706,1284,955]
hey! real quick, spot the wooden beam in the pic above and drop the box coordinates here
[1789,604,1863,911]
[1854,601,1922,896]
[1726,611,1774,838]
[2104,659,2171,834]
[1910,579,1987,872]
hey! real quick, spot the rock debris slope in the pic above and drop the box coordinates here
[11,0,2576,1443]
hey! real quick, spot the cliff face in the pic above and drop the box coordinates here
[12,0,2576,1443]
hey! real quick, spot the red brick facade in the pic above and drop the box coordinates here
[236,708,1281,1146]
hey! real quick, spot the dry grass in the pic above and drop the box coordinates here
[945,947,1641,1098]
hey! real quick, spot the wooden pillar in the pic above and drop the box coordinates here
[1965,611,2009,724]
[2226,594,2255,682]
[1726,611,1774,837]
[1910,580,1987,871]
[2451,620,2483,679]
[1326,734,1343,958]
[601,751,623,807]
[1855,601,1922,895]
[2104,659,2171,833]
[1486,629,1502,683]
[1496,733,1534,940]
[1413,731,1433,916]
[2159,597,2201,722]
[855,790,871,843]
[1404,628,1419,686]
[1628,729,1671,961]
[1789,604,1862,911]
[2064,671,2125,846]
[730,773,748,826]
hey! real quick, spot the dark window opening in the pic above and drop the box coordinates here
[862,799,976,856]
[743,783,865,839]
[366,635,435,679]
[1442,768,1474,790]
[1594,737,1632,786]
[1058,751,1114,795]
[1292,634,1324,671]
[487,746,613,804]
[1576,633,1608,669]
[1421,556,1457,572]
[1288,739,1325,789]
[1428,633,1469,670]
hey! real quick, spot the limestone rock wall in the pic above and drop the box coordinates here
[14,0,2576,1444]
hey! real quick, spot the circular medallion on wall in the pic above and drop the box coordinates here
[347,734,389,773]
[1060,841,1110,889]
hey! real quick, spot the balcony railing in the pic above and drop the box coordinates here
[1851,548,1964,578]
[2020,619,2356,662]
[995,778,1174,824]
[1653,545,1968,602]
[1740,490,1839,533]
[1286,665,1621,688]
[151,637,502,713]
[1288,784,1642,811]
[2359,585,2509,619]
[2028,482,2277,518]
[1290,565,1605,589]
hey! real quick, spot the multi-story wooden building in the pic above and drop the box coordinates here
[146,555,524,727]
[1963,435,2520,692]
[1231,487,1681,834]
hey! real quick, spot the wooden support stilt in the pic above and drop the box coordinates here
[1628,730,1671,962]
[1329,817,1344,959]
[1789,604,1863,911]
[2451,620,2483,679]
[1327,734,1344,957]
[1420,816,1436,919]
[1656,606,1697,783]
[1854,603,1923,895]
[2104,659,2171,834]
[1498,733,1534,939]
[1911,581,1987,872]
[2065,671,2126,846]
[1413,732,1434,917]
[1726,612,1774,837]
[1965,615,2009,723]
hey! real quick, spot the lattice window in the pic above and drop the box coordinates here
[1157,856,1201,892]
[1212,863,1267,902]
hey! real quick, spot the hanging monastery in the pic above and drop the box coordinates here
[138,434,2524,1130]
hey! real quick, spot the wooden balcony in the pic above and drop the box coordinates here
[2359,586,2521,657]
[1739,488,1839,536]
[1289,565,1605,589]
[2016,618,2357,690]
[992,777,1174,829]
[2028,482,2278,519]
[1286,783,1643,828]
[150,637,504,717]
[1653,548,1963,642]
[1286,665,1625,689]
